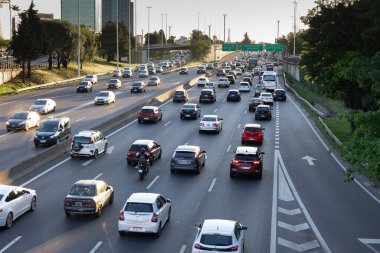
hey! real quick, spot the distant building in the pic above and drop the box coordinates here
[37,13,54,21]
[102,0,134,35]
[135,35,143,45]
[176,36,188,44]
[61,0,102,33]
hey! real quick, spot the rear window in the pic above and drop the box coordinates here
[202,117,216,122]
[175,91,184,95]
[235,154,258,161]
[69,185,96,196]
[199,78,206,81]
[256,85,265,90]
[257,107,270,112]
[130,144,149,152]
[125,202,153,212]
[141,109,154,113]
[229,91,238,95]
[276,90,285,95]
[109,80,118,84]
[244,127,260,132]
[263,75,276,81]
[150,77,158,80]
[132,83,142,87]
[201,91,212,95]
[182,104,195,109]
[79,82,89,85]
[73,136,92,144]
[200,234,233,246]
[174,151,196,158]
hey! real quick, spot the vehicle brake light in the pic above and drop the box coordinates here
[232,159,239,165]
[64,198,69,206]
[212,123,219,126]
[230,245,238,251]
[119,211,125,221]
[200,123,204,126]
[127,151,135,157]
[253,161,260,165]
[194,243,201,249]
[151,213,158,222]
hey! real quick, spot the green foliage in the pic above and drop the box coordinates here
[241,32,251,44]
[167,36,176,44]
[189,30,211,61]
[144,31,161,45]
[276,31,304,55]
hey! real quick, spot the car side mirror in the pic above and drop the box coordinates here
[241,226,248,230]
[194,224,202,229]
[220,118,223,120]
[58,128,63,132]
[261,152,266,155]
[167,199,171,203]
[106,186,111,190]
[262,128,266,130]
[202,150,206,153]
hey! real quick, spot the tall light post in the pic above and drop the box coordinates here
[169,26,171,39]
[160,13,164,60]
[134,0,137,63]
[276,20,280,43]
[223,13,227,43]
[293,0,297,56]
[147,6,152,63]
[116,0,119,70]
[77,0,81,77]
[197,12,200,30]
[165,14,168,45]
[128,0,131,65]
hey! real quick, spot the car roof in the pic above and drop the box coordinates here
[257,104,271,108]
[141,106,158,110]
[127,192,160,203]
[236,146,258,154]
[239,82,249,85]
[202,219,236,233]
[132,139,155,145]
[244,123,262,128]
[175,145,199,152]
[261,92,272,95]
[109,79,120,82]
[202,114,218,118]
[263,71,276,74]
[229,89,239,92]
[0,185,19,195]
[73,179,104,186]
[183,103,197,107]
[201,89,213,92]
[74,130,99,137]
[35,98,50,101]
[275,88,285,91]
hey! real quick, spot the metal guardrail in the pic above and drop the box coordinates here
[0,62,53,70]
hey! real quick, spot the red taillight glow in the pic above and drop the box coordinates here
[200,123,204,126]
[119,211,125,221]
[151,213,158,222]
[232,159,239,165]
[253,161,260,165]
[64,198,69,206]
[127,151,135,157]
[230,245,238,251]
[212,123,219,126]
[194,243,201,249]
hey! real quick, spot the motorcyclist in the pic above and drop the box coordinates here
[137,148,150,173]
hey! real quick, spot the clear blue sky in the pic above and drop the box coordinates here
[0,0,316,42]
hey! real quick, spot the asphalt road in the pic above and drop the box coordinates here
[0,63,379,253]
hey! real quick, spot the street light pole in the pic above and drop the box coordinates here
[161,13,164,60]
[197,12,200,30]
[276,20,280,43]
[165,14,168,45]
[223,13,227,43]
[134,0,137,63]
[169,26,171,39]
[77,0,80,77]
[293,0,297,56]
[147,6,152,63]
[128,0,131,65]
[116,0,119,69]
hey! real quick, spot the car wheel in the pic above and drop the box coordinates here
[93,149,98,159]
[138,119,142,124]
[167,207,171,222]
[257,171,263,180]
[103,143,108,154]
[230,171,235,178]
[158,151,162,159]
[53,106,56,112]
[5,213,13,229]
[242,140,245,145]
[127,161,132,166]
[170,169,175,174]
[180,115,184,119]
[65,212,71,217]
[109,192,114,205]
[149,158,153,166]
[34,142,40,148]
[96,205,103,217]
[119,231,125,236]
[155,222,162,237]
[195,165,200,174]
[30,196,37,211]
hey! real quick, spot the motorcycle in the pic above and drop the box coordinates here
[137,159,149,181]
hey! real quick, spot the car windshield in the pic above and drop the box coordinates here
[199,78,206,81]
[132,83,142,87]
[257,107,270,112]
[251,98,263,103]
[150,77,158,80]
[129,144,149,152]
[141,109,154,113]
[69,185,96,196]
[261,93,272,98]
[276,90,285,95]
[174,151,196,158]
[182,104,195,109]
[240,83,248,86]
[175,91,184,95]
[244,127,260,132]
[200,234,233,246]
[34,100,47,105]
[38,122,58,132]
[202,117,216,122]
[73,136,92,144]
[98,92,109,97]
[11,112,28,119]
[85,75,93,78]
[263,75,276,81]
[229,91,238,95]
[235,154,258,161]
[201,91,212,95]
[256,86,265,90]
[220,79,228,82]
[109,80,118,84]
[125,202,153,213]
[181,68,186,71]
[79,82,89,85]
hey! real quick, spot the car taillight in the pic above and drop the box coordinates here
[232,159,239,165]
[253,161,260,165]
[268,111,272,114]
[119,211,125,221]
[194,243,201,249]
[213,123,219,126]
[200,123,204,126]
[230,245,238,251]
[64,198,69,206]
[0,208,3,212]
[151,213,158,222]
[127,151,135,157]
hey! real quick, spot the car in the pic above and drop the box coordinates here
[64,180,114,217]
[155,66,163,73]
[262,71,277,92]
[228,71,237,78]
[34,117,71,147]
[230,146,264,178]
[216,69,226,76]
[259,92,274,106]
[204,82,216,93]
[126,139,162,165]
[238,82,250,92]
[255,105,272,120]
[94,91,116,105]
[70,130,108,158]
[197,77,209,87]
[235,68,243,76]
[0,185,37,229]
[224,66,231,72]
[6,111,40,131]
[147,62,155,68]
[205,63,214,70]
[122,69,133,78]
[148,76,160,86]
[131,81,146,93]
[227,89,241,102]
[196,66,206,74]
[118,192,171,237]
[273,89,287,101]
[180,103,201,119]
[192,219,247,253]
[241,123,265,145]
[242,77,252,86]
[254,84,266,97]
[148,67,156,75]
[253,67,260,75]
[30,98,56,114]
[77,81,93,92]
[137,106,162,123]
[179,67,188,74]
[248,97,264,112]
[226,75,235,84]
[243,72,252,78]
[112,70,122,77]
[107,79,122,89]
[83,74,97,84]
[266,64,274,71]
[218,77,230,88]
[139,69,149,77]
[173,89,189,102]
[199,115,223,133]
[199,89,216,103]
[170,145,206,174]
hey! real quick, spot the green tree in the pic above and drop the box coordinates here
[167,36,176,44]
[241,32,251,44]
[144,31,160,45]
[189,30,211,61]
[71,25,98,68]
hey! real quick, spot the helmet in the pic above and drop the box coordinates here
[140,148,146,153]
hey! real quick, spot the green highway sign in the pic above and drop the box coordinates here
[222,43,237,52]
[242,44,263,52]
[265,43,284,52]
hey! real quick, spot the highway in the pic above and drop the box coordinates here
[0,63,379,253]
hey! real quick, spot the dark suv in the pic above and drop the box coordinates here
[255,105,272,120]
[138,106,162,123]
[34,117,71,147]
[226,75,235,84]
[199,89,216,103]
[126,139,162,165]
[170,145,206,174]
[273,89,286,101]
[227,89,241,102]
[173,90,189,102]
[180,103,201,119]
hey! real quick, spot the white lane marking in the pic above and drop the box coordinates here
[275,145,279,149]
[237,124,241,129]
[278,166,295,202]
[275,131,280,134]
[89,241,103,253]
[106,146,114,154]
[223,99,226,102]
[278,221,310,232]
[29,138,34,141]
[106,119,137,138]
[278,238,320,252]
[275,141,279,145]
[21,158,71,187]
[179,245,187,253]
[0,236,22,253]
[208,178,216,192]
[93,173,103,180]
[275,135,279,138]
[270,148,279,253]
[278,207,301,216]
[185,142,188,145]
[75,117,86,122]
[0,132,12,139]
[244,109,247,114]
[275,138,279,141]
[164,121,172,126]
[82,159,95,166]
[213,108,218,112]
[226,144,231,152]
[146,176,159,190]
[358,238,380,253]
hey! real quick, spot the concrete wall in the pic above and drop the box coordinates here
[0,70,22,85]
[283,57,301,81]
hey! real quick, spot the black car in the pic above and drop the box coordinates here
[199,89,216,103]
[255,105,272,120]
[173,90,189,102]
[180,103,201,119]
[179,67,188,75]
[226,75,235,84]
[170,145,206,174]
[77,81,92,92]
[249,97,264,112]
[273,89,286,101]
[130,82,146,93]
[227,89,241,102]
[126,139,162,165]
[34,117,71,147]
[206,64,214,70]
[196,66,206,74]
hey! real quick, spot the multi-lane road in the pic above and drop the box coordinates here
[0,59,380,253]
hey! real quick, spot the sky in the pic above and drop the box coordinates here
[0,0,317,42]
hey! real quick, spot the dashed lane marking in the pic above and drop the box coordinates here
[0,236,22,253]
[226,145,231,152]
[89,241,103,253]
[179,245,187,253]
[106,146,114,154]
[93,173,103,180]
[208,178,216,192]
[82,159,94,166]
[146,176,159,190]
[164,121,172,126]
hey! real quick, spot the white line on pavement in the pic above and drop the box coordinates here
[185,142,188,145]
[275,145,279,149]
[270,150,279,253]
[244,110,247,114]
[93,173,103,180]
[226,145,231,152]
[106,146,114,154]
[179,245,187,253]
[213,108,218,112]
[106,119,137,138]
[89,241,103,253]
[164,121,172,126]
[0,132,12,139]
[208,178,216,192]
[75,117,86,122]
[146,176,159,190]
[0,236,22,253]
[82,159,94,166]
[237,124,241,129]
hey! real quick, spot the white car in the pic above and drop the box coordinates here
[262,71,277,92]
[139,69,149,78]
[148,76,160,86]
[192,219,247,253]
[259,92,274,106]
[83,74,97,84]
[197,77,210,87]
[155,66,163,73]
[70,130,108,158]
[94,91,116,105]
[199,115,223,133]
[238,82,251,92]
[0,185,37,229]
[107,79,122,89]
[118,192,171,237]
[30,98,56,114]
[204,82,216,92]
[6,111,40,131]
[217,78,230,88]
[112,70,122,77]
[235,68,243,76]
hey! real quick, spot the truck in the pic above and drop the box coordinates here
[247,58,258,70]
[262,71,277,92]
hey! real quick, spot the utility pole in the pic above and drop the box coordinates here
[208,24,211,41]
[293,0,297,56]
[276,20,280,43]
[128,0,131,65]
[169,26,171,39]
[165,14,168,45]
[134,0,137,63]
[147,6,152,63]
[197,12,200,30]
[223,13,227,43]
[77,0,80,77]
[161,13,164,60]
[116,0,119,69]
[203,16,206,34]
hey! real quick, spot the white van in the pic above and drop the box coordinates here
[262,71,277,92]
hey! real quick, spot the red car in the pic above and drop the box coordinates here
[138,106,162,123]
[241,124,265,145]
[230,146,265,179]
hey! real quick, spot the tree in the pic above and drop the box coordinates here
[71,25,98,68]
[158,30,166,45]
[241,32,251,44]
[189,30,211,61]
[11,2,44,81]
[144,31,160,45]
[167,36,176,44]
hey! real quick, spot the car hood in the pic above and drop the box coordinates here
[95,96,109,100]
[8,119,25,124]
[36,131,55,137]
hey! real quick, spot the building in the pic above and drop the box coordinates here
[176,36,188,44]
[36,13,54,21]
[61,0,102,33]
[102,0,134,35]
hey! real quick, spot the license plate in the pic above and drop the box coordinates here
[242,166,251,170]
[144,118,149,120]
[131,227,143,232]
[185,115,191,117]
[138,169,143,173]
[178,160,190,164]
[261,115,265,118]
[75,202,82,206]
[40,140,46,143]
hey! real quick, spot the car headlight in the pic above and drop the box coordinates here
[6,121,9,125]
[34,134,38,138]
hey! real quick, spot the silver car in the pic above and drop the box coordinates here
[199,115,223,134]
[0,185,37,228]
[30,98,56,114]
[148,76,160,86]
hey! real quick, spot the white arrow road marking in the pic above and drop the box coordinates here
[106,146,114,154]
[0,236,22,253]
[89,241,103,253]
[278,221,310,232]
[278,207,301,216]
[358,238,380,253]
[302,155,316,166]
[278,238,320,252]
